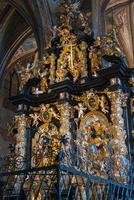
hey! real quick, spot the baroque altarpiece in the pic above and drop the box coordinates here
[1,2,134,199]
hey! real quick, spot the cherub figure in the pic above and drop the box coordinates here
[29,113,40,127]
[43,55,51,65]
[87,92,95,99]
[75,103,87,118]
[49,107,60,120]
[17,63,35,89]
[99,96,109,114]
[56,64,68,82]
[40,104,48,112]
[40,78,48,93]
[37,68,49,93]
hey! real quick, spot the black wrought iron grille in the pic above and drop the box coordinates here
[0,165,134,200]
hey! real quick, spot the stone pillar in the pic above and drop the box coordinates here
[15,114,27,170]
[92,0,100,37]
[128,77,134,184]
[12,113,27,193]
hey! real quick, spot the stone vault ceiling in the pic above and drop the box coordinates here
[105,0,134,67]
[106,0,129,9]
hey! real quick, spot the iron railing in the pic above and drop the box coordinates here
[0,165,134,200]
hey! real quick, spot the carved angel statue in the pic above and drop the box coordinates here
[42,54,51,65]
[56,64,68,82]
[40,104,48,112]
[29,113,41,127]
[87,91,95,99]
[99,96,109,114]
[41,79,48,93]
[74,103,87,119]
[49,107,60,120]
[17,63,35,89]
[37,68,49,93]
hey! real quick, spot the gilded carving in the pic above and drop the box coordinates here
[72,89,129,181]
[30,103,71,167]
[56,29,85,82]
[4,2,130,189]
[73,91,107,113]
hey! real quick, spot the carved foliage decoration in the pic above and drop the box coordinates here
[14,2,123,93]
[73,89,129,181]
[30,103,71,167]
